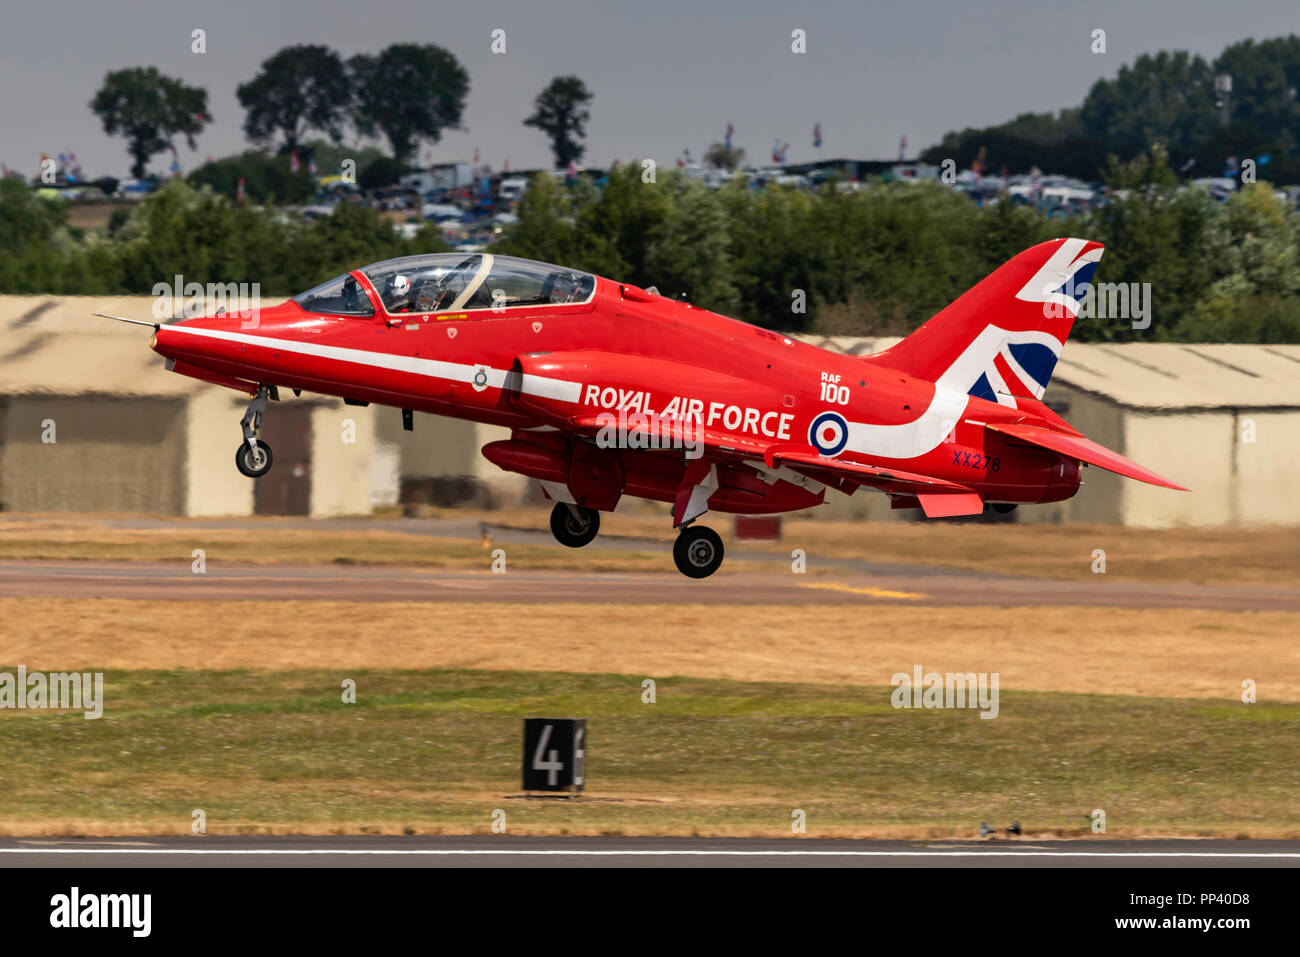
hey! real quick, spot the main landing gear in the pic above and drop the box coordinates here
[673,524,724,579]
[549,503,600,548]
[234,384,275,478]
[547,503,724,577]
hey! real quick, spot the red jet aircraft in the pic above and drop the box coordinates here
[101,237,1185,577]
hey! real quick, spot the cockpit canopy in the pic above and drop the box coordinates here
[293,253,596,317]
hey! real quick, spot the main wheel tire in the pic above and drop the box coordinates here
[235,440,274,478]
[673,525,724,579]
[549,503,600,548]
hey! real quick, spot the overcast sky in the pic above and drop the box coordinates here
[2,0,1297,180]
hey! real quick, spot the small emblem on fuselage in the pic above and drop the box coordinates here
[809,410,849,457]
[471,365,490,392]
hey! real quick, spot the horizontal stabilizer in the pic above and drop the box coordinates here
[988,423,1189,491]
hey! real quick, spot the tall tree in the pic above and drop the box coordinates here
[348,44,469,164]
[236,44,351,155]
[524,76,593,168]
[90,67,209,178]
[703,142,746,170]
[1214,36,1300,149]
[1080,51,1217,154]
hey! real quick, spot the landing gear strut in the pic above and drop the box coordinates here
[673,524,724,579]
[550,503,600,548]
[235,385,275,478]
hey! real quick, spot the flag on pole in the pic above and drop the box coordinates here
[725,122,734,150]
[813,122,822,149]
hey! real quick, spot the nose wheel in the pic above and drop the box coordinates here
[549,503,600,548]
[235,439,274,478]
[235,384,275,478]
[673,525,724,578]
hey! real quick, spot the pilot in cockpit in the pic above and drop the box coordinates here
[384,274,413,312]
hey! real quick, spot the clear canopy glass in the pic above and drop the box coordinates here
[292,272,374,316]
[295,253,598,316]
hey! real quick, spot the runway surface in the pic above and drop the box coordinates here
[3,516,1295,609]
[1,835,1296,868]
[1,558,1295,610]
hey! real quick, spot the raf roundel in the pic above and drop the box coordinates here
[809,410,849,457]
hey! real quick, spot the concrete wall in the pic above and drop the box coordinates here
[0,395,186,513]
[1232,410,1300,527]
[1122,412,1233,528]
[376,411,527,507]
[184,389,254,517]
[309,400,377,517]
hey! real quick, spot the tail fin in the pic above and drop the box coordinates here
[862,238,1102,405]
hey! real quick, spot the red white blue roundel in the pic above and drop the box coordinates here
[809,410,849,457]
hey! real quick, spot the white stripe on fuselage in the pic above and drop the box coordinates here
[164,324,583,403]
[845,385,969,460]
[170,324,966,461]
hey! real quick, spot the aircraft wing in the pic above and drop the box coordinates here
[764,448,984,517]
[564,416,986,516]
[765,448,973,492]
[987,423,1189,491]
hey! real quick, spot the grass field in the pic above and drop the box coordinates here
[0,668,1294,839]
[1,512,1296,584]
[1,512,1294,838]
[4,598,1297,701]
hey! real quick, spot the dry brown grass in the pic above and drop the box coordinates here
[2,511,1295,584]
[2,597,1295,701]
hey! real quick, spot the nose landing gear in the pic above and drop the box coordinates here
[235,384,275,478]
[673,524,724,579]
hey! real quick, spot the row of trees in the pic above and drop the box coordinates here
[90,43,594,177]
[923,35,1300,184]
[0,177,448,296]
[496,152,1300,343]
[7,150,1297,343]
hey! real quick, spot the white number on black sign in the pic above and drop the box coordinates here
[532,723,563,785]
[573,725,585,787]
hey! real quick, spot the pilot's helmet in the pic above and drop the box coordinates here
[391,275,410,297]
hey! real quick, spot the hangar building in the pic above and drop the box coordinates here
[0,296,376,517]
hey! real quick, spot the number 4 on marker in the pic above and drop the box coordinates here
[533,723,563,785]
